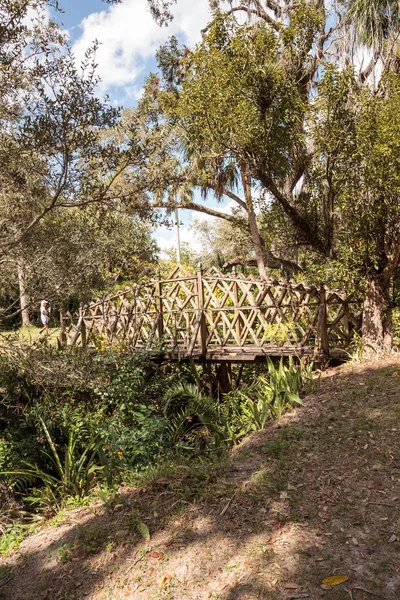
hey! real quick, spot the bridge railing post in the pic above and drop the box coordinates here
[232,267,242,345]
[196,263,207,356]
[59,309,67,347]
[315,286,329,359]
[343,299,350,346]
[155,275,164,340]
[80,303,87,348]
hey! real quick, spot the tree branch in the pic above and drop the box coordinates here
[201,3,279,36]
[259,172,326,254]
[153,201,238,223]
[358,49,381,85]
[222,250,301,275]
[204,183,247,210]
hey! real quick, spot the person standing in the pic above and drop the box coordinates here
[40,300,50,335]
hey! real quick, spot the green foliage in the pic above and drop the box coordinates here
[393,308,400,342]
[95,411,168,478]
[77,523,109,555]
[137,521,151,541]
[309,67,400,289]
[0,524,25,556]
[162,14,305,179]
[346,0,399,48]
[0,346,185,508]
[0,341,315,512]
[1,420,104,508]
[163,383,225,452]
[221,358,312,443]
[57,543,73,563]
[0,564,11,581]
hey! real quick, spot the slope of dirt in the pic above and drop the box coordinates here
[1,356,400,600]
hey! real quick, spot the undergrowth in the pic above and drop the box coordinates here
[0,342,317,520]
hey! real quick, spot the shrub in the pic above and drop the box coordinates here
[163,383,226,453]
[221,358,313,443]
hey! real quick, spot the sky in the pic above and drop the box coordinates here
[54,0,232,257]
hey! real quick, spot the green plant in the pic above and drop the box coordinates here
[221,357,311,442]
[1,419,104,508]
[0,524,25,556]
[96,411,168,479]
[57,543,73,563]
[259,357,304,419]
[77,523,109,555]
[347,331,364,363]
[96,488,125,514]
[163,383,225,452]
[0,564,11,581]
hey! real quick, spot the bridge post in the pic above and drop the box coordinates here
[196,264,207,356]
[155,276,164,340]
[232,267,242,345]
[80,303,87,348]
[315,287,329,359]
[343,299,350,346]
[59,309,67,346]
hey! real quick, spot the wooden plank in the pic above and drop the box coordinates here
[197,265,207,355]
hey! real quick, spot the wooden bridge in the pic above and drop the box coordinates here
[60,266,362,362]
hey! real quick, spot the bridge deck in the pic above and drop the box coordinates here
[158,344,348,363]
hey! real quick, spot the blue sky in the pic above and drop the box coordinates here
[52,0,235,255]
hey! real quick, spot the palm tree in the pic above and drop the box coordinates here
[346,0,399,49]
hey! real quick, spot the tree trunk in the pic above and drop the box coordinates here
[17,260,30,327]
[362,278,392,356]
[240,163,268,279]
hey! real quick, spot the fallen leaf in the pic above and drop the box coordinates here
[137,522,150,541]
[322,575,349,586]
[388,534,398,543]
[150,551,164,559]
[159,574,171,588]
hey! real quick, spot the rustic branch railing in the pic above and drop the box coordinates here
[61,265,362,361]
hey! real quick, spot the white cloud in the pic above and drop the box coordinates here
[72,0,211,93]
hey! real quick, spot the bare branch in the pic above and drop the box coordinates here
[223,250,301,274]
[204,183,247,210]
[153,200,237,223]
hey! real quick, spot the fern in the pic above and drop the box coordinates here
[163,383,225,449]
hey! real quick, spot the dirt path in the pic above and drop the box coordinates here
[1,356,400,600]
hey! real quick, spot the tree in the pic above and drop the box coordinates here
[0,0,162,325]
[0,207,156,326]
[192,217,255,272]
[130,1,400,352]
[0,0,147,259]
[311,68,400,352]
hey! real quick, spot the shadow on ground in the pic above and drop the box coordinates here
[1,357,400,599]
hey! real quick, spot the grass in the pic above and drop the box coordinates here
[0,565,11,581]
[76,523,109,555]
[0,326,60,346]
